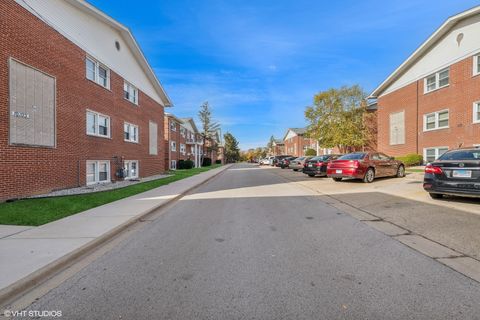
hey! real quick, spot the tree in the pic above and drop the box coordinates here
[224,132,240,163]
[267,135,275,154]
[198,102,221,160]
[305,148,317,156]
[305,85,373,154]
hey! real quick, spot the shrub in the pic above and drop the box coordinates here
[305,148,317,156]
[183,160,194,169]
[202,157,212,166]
[215,160,222,164]
[395,154,423,166]
[177,160,185,170]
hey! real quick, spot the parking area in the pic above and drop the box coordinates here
[263,165,480,261]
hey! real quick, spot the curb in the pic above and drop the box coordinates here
[0,164,232,308]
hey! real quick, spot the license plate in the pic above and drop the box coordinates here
[308,164,313,167]
[336,169,342,174]
[452,170,472,178]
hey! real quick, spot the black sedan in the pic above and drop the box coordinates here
[280,156,297,169]
[303,154,341,177]
[424,148,480,199]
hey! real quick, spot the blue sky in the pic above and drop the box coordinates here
[90,0,479,150]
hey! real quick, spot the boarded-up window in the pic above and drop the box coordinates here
[9,59,55,147]
[389,111,405,145]
[149,121,158,155]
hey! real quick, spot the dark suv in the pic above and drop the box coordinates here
[303,154,341,177]
[424,148,480,199]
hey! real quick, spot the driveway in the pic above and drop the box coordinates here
[17,163,480,319]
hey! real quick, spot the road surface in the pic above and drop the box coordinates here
[19,164,480,319]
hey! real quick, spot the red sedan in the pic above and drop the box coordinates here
[327,152,405,183]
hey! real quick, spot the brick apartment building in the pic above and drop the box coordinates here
[283,128,319,157]
[370,6,480,163]
[0,0,172,201]
[271,139,285,156]
[164,114,203,170]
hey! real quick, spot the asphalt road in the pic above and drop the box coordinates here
[20,164,480,319]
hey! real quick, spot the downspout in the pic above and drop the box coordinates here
[416,80,419,155]
[168,120,171,170]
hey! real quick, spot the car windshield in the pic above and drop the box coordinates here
[338,153,366,160]
[310,155,330,161]
[438,150,480,160]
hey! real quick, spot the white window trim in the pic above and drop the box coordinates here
[123,81,139,105]
[473,101,480,124]
[423,147,449,164]
[423,109,449,132]
[170,160,177,170]
[86,160,111,185]
[180,143,186,155]
[124,160,139,179]
[86,110,111,138]
[424,67,449,94]
[171,141,177,152]
[86,56,110,89]
[180,127,186,137]
[170,121,176,131]
[124,122,139,143]
[473,54,480,77]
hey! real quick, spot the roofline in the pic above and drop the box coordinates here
[67,0,173,107]
[164,113,184,124]
[180,118,200,133]
[369,5,480,99]
[282,128,305,141]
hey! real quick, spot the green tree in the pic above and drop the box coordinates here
[305,148,317,156]
[198,101,221,159]
[305,85,373,154]
[224,132,240,163]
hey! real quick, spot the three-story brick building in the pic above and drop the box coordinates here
[0,0,172,201]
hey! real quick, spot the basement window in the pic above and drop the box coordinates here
[424,147,448,163]
[86,160,110,185]
[424,68,449,93]
[124,160,139,179]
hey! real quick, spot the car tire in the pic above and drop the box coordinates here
[363,168,375,183]
[396,165,405,178]
[332,177,342,182]
[293,169,298,172]
[429,193,443,199]
[308,174,315,177]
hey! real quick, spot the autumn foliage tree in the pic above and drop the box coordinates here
[305,85,375,154]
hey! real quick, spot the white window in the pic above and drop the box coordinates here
[171,141,176,151]
[124,160,139,179]
[170,160,176,170]
[180,127,186,137]
[180,143,186,154]
[424,68,449,93]
[170,121,176,131]
[423,110,449,131]
[85,57,110,89]
[474,102,480,123]
[86,110,110,138]
[474,54,480,76]
[124,122,139,143]
[123,81,138,105]
[424,147,449,163]
[86,160,110,185]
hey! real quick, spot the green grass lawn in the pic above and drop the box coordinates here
[406,168,425,173]
[0,164,222,226]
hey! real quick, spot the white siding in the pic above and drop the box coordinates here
[284,130,298,140]
[16,0,164,105]
[381,14,480,96]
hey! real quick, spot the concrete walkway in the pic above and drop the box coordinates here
[0,165,230,301]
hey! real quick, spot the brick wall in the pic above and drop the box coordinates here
[377,55,480,158]
[284,135,317,157]
[0,0,166,200]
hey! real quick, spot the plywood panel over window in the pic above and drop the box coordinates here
[389,111,405,145]
[9,58,55,147]
[149,121,158,155]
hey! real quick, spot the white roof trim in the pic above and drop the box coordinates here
[65,0,172,107]
[369,5,480,98]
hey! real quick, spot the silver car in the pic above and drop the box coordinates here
[289,156,312,171]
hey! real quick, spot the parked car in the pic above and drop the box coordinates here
[289,156,312,171]
[303,154,342,177]
[327,152,405,183]
[262,156,274,166]
[424,148,480,199]
[273,155,292,167]
[280,156,297,169]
